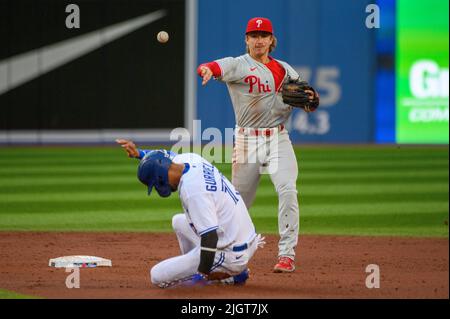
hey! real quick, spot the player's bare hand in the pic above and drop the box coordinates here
[115,138,139,158]
[200,66,213,86]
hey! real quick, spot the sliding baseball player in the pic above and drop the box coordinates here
[116,139,265,288]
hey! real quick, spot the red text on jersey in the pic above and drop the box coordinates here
[244,75,272,93]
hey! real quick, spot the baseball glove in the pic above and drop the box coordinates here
[282,78,320,112]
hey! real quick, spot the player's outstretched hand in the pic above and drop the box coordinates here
[115,138,139,158]
[199,66,213,86]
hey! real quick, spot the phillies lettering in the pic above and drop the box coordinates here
[244,75,271,93]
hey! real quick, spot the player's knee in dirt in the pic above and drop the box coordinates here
[150,266,157,285]
[171,213,185,232]
[150,264,164,286]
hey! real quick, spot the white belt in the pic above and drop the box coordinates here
[236,124,285,137]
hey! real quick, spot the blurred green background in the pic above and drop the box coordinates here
[0,145,448,237]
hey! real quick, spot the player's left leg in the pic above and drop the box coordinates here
[267,130,299,271]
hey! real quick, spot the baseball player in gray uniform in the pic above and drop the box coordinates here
[197,17,317,273]
[116,139,265,288]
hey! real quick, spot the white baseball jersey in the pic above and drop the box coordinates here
[215,53,300,128]
[172,153,256,248]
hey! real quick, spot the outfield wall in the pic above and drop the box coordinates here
[0,0,191,144]
[0,0,447,144]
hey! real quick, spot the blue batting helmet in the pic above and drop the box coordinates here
[137,150,173,197]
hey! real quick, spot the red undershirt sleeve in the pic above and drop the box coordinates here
[197,62,222,77]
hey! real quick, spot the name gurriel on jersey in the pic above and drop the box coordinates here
[202,162,217,192]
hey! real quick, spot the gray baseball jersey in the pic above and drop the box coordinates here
[215,53,300,128]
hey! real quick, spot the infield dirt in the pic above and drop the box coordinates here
[0,232,447,298]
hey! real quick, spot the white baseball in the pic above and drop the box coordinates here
[157,31,169,43]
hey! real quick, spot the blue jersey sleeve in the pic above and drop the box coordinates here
[136,149,177,160]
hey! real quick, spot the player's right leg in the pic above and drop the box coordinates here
[172,213,199,254]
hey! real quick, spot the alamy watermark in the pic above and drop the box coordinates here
[65,267,80,289]
[65,4,80,29]
[365,264,380,289]
[168,120,281,174]
[365,4,380,29]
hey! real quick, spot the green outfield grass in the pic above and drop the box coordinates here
[0,145,448,237]
[0,289,41,299]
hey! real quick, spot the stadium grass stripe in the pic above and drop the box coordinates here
[1,176,448,194]
[249,201,448,216]
[0,183,143,194]
[0,198,448,218]
[0,152,446,169]
[1,201,445,220]
[0,220,175,232]
[0,191,171,202]
[1,193,448,214]
[0,154,447,162]
[0,169,447,179]
[264,193,447,204]
[0,209,179,224]
[0,169,447,186]
[1,156,447,166]
[0,289,42,299]
[1,158,447,170]
[253,212,449,237]
[0,158,134,166]
[0,166,137,175]
[0,184,447,200]
[1,202,446,219]
[0,214,178,231]
[0,199,182,214]
[1,210,447,236]
[0,148,447,162]
[0,176,448,193]
[0,182,448,201]
[0,176,137,187]
[1,168,446,179]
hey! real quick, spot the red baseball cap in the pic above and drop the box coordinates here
[245,17,273,34]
